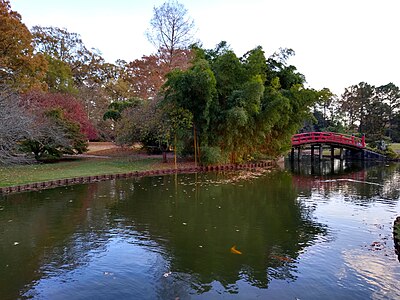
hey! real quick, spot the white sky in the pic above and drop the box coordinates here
[11,0,400,95]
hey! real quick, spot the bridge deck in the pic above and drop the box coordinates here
[291,132,389,161]
[292,132,366,149]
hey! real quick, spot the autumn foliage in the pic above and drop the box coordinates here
[22,91,97,140]
[0,0,47,91]
[124,48,194,99]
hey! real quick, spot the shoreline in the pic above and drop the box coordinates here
[0,161,275,195]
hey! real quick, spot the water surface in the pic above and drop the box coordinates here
[0,161,399,299]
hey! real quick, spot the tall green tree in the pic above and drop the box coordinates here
[162,58,217,164]
[375,83,400,140]
[43,54,76,93]
[161,43,321,164]
[340,82,374,133]
[338,82,400,142]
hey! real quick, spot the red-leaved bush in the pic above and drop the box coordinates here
[22,91,98,140]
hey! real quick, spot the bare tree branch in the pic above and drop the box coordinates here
[146,0,196,65]
[0,84,35,164]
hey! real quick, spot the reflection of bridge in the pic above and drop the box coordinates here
[292,169,367,190]
[291,132,386,161]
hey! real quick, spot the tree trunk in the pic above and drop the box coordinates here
[174,133,177,169]
[193,126,197,167]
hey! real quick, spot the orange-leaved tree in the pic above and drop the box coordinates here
[0,0,47,91]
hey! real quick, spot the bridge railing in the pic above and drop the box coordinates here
[291,132,366,148]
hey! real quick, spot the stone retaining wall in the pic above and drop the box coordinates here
[0,161,274,195]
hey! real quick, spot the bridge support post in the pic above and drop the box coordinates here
[330,159,335,174]
[297,147,302,161]
[319,145,323,160]
[330,146,335,160]
[290,148,295,161]
[340,148,344,160]
[311,145,315,160]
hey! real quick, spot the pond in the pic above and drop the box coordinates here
[0,160,399,299]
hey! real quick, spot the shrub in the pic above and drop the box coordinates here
[200,146,223,165]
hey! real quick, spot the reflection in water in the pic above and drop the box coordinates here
[288,157,366,176]
[103,171,327,296]
[342,250,400,299]
[289,159,400,204]
[0,163,399,299]
[0,171,325,299]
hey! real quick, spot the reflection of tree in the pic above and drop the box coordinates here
[0,169,331,298]
[0,183,115,299]
[106,171,326,293]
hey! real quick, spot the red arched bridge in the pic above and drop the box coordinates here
[292,132,366,149]
[291,132,385,161]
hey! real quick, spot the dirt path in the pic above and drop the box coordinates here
[86,142,119,154]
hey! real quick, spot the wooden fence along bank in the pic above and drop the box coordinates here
[0,161,274,195]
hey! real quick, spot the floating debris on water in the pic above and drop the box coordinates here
[163,272,172,278]
[230,245,242,255]
[103,271,114,276]
[369,241,386,251]
[318,179,383,186]
[13,242,19,246]
[270,254,293,262]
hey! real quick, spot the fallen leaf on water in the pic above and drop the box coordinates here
[271,254,293,262]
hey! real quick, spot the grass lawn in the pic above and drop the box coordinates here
[0,156,169,188]
[0,142,198,188]
[390,143,400,152]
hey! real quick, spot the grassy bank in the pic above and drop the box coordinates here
[391,143,400,153]
[0,156,171,188]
